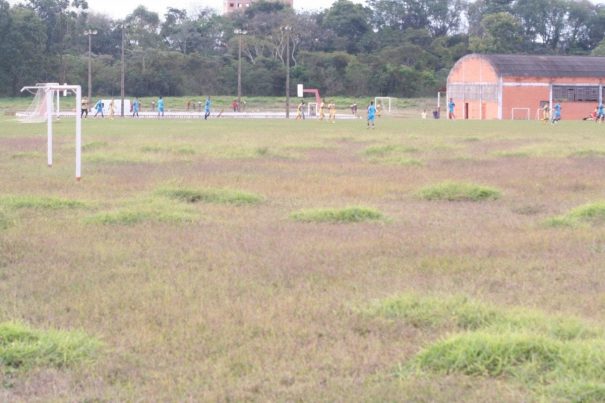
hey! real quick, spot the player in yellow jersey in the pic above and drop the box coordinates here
[319,100,325,120]
[328,102,336,123]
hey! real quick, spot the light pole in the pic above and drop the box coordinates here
[84,29,97,105]
[234,29,247,110]
[281,25,292,119]
[120,25,125,117]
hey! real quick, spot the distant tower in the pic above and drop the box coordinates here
[223,0,293,14]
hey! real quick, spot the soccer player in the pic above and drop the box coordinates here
[542,103,550,123]
[319,100,325,121]
[204,97,212,120]
[376,102,382,118]
[367,100,376,129]
[552,103,561,123]
[132,98,140,118]
[597,103,604,123]
[328,102,336,123]
[94,99,104,118]
[448,98,456,120]
[109,99,115,120]
[296,100,305,120]
[157,96,165,118]
[81,97,89,118]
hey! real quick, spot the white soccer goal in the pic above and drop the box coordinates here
[19,83,83,180]
[374,97,395,113]
[511,108,530,120]
[307,102,317,117]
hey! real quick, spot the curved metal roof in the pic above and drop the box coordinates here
[476,54,605,78]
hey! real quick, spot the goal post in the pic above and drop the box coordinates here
[511,107,530,120]
[374,97,395,113]
[19,83,83,180]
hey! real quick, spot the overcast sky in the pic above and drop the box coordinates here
[7,0,365,19]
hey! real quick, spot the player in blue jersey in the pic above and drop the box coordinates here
[157,96,165,118]
[204,97,211,120]
[597,103,604,123]
[367,100,376,129]
[552,103,561,123]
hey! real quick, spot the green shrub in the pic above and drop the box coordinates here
[0,321,101,371]
[0,195,86,210]
[290,206,384,223]
[417,181,501,201]
[156,187,263,205]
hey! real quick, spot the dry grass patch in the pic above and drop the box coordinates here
[417,181,501,201]
[156,186,264,205]
[363,145,423,166]
[546,202,605,227]
[140,145,196,155]
[290,206,385,223]
[0,321,101,373]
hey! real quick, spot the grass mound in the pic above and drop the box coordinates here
[417,181,501,201]
[363,145,423,166]
[546,202,605,227]
[0,195,86,210]
[290,206,384,223]
[0,321,101,372]
[363,145,419,157]
[371,294,604,401]
[86,198,197,225]
[0,209,13,230]
[156,187,263,205]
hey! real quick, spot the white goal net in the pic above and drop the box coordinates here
[18,87,51,123]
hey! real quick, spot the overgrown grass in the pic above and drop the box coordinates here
[86,198,198,225]
[82,141,109,151]
[0,321,101,372]
[0,195,87,210]
[546,202,605,227]
[290,206,385,223]
[417,181,501,201]
[363,145,419,157]
[141,145,196,155]
[156,186,264,205]
[0,209,14,230]
[371,294,605,401]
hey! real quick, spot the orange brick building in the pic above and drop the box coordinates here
[224,0,293,13]
[447,54,605,120]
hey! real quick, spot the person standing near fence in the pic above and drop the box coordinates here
[204,97,212,120]
[81,97,89,118]
[448,98,456,120]
[367,100,376,129]
[132,98,140,118]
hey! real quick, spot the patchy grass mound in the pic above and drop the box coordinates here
[0,195,86,210]
[370,294,604,401]
[86,198,197,225]
[546,202,605,227]
[0,209,14,230]
[156,187,263,205]
[0,321,101,372]
[290,206,384,223]
[363,145,423,166]
[417,181,501,201]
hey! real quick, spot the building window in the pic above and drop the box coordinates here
[553,86,599,102]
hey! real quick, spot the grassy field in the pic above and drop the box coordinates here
[1,113,605,401]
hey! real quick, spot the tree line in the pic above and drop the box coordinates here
[1,0,605,98]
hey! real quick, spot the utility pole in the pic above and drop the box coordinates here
[120,25,125,117]
[234,29,247,109]
[84,29,97,105]
[281,25,292,119]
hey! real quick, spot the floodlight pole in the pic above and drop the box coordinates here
[235,29,247,108]
[281,25,292,119]
[84,29,97,105]
[120,25,125,117]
